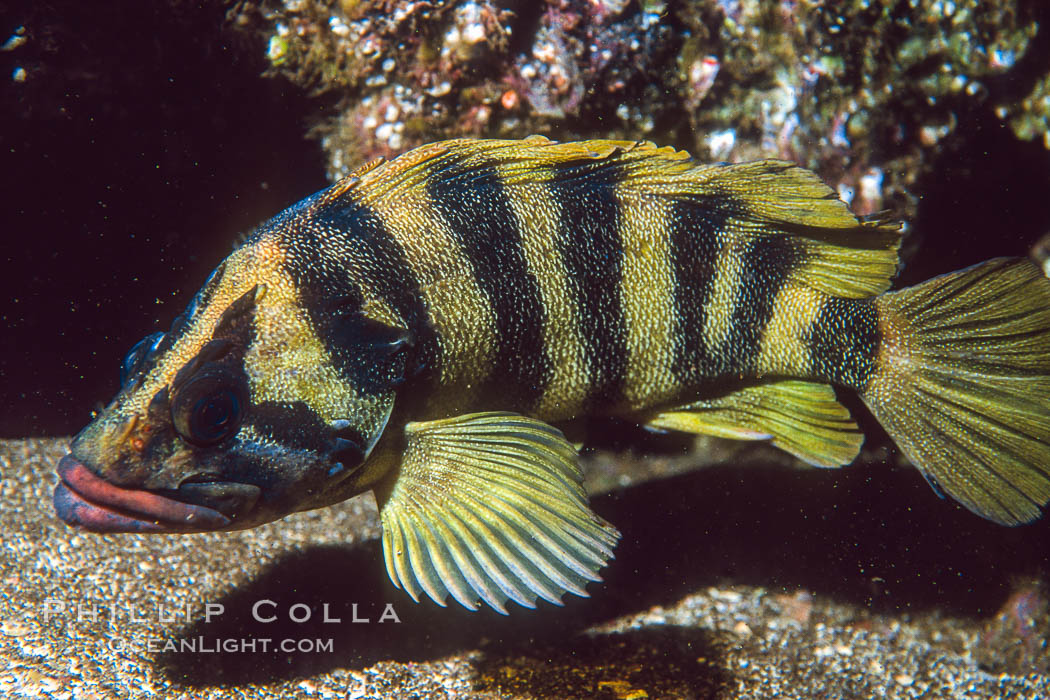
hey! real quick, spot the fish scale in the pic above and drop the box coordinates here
[53,136,1050,615]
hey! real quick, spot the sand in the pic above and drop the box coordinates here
[2,437,1047,699]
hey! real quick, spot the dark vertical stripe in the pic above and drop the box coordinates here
[546,157,629,409]
[807,297,879,390]
[667,197,728,383]
[723,236,805,374]
[287,192,440,387]
[245,402,331,455]
[426,161,550,406]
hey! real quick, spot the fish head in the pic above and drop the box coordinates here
[55,230,409,533]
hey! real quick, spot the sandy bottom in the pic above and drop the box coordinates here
[1,437,1047,699]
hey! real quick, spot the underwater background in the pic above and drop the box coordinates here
[3,0,1050,697]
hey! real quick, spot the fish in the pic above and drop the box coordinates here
[54,136,1050,613]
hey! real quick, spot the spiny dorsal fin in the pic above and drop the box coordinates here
[336,138,902,298]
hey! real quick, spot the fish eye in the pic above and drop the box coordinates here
[120,332,165,385]
[171,370,247,446]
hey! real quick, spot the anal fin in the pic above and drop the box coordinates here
[645,380,863,468]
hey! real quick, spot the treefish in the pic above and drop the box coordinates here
[55,137,1050,613]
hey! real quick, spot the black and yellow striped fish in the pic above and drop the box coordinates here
[54,137,1050,613]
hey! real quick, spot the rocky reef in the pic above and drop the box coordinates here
[236,0,1049,221]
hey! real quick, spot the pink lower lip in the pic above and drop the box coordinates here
[54,455,231,532]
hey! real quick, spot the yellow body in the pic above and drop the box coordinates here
[58,137,1050,615]
[297,137,897,424]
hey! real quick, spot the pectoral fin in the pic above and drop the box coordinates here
[377,412,619,614]
[646,380,863,468]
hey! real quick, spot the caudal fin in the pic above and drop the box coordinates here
[863,257,1050,525]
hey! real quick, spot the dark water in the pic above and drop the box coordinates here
[0,0,328,437]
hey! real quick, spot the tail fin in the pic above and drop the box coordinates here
[863,257,1050,525]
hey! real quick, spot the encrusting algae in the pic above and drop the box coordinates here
[53,137,1050,613]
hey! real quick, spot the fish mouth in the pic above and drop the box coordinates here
[53,454,260,533]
